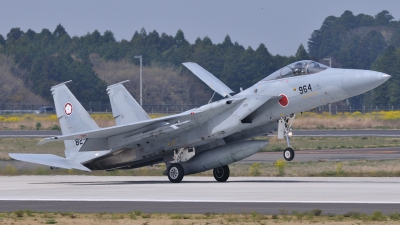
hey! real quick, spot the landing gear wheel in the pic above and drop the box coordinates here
[167,163,184,183]
[213,165,230,182]
[283,148,295,161]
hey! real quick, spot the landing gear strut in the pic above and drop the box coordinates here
[278,114,296,161]
[213,165,230,182]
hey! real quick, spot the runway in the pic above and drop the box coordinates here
[0,176,399,214]
[0,129,399,138]
[1,130,399,214]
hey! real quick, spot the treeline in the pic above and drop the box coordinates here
[0,24,307,103]
[0,10,399,107]
[308,10,400,108]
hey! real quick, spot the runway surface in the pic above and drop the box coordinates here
[0,176,399,214]
[1,130,399,214]
[0,129,399,137]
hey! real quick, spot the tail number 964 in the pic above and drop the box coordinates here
[299,84,312,94]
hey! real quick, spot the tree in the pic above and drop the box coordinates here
[255,44,274,82]
[174,29,188,48]
[201,36,213,46]
[369,45,399,106]
[25,29,36,41]
[52,24,67,38]
[220,35,233,49]
[159,32,174,52]
[308,30,321,59]
[295,44,310,61]
[374,10,393,26]
[103,30,115,43]
[91,30,102,46]
[0,35,5,46]
[355,30,386,69]
[338,10,357,30]
[6,28,24,42]
[358,14,374,26]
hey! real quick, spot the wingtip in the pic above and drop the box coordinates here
[38,137,58,145]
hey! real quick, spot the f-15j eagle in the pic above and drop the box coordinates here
[10,60,390,183]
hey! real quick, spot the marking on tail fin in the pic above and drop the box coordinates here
[64,102,73,116]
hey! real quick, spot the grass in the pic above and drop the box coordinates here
[1,210,400,224]
[262,136,400,151]
[1,136,399,161]
[295,111,400,129]
[1,136,400,176]
[2,158,400,177]
[1,111,400,130]
[0,113,165,130]
[0,138,65,160]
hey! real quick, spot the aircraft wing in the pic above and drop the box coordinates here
[183,62,234,97]
[9,153,91,172]
[38,97,246,149]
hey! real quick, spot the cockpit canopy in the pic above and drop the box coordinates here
[263,60,328,81]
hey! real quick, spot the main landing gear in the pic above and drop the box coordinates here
[166,148,231,183]
[213,165,230,182]
[278,114,296,161]
[167,164,231,183]
[167,163,184,183]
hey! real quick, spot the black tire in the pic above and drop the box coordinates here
[213,165,230,182]
[167,163,184,183]
[283,148,295,161]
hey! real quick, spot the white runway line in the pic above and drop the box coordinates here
[1,176,400,203]
[1,199,400,204]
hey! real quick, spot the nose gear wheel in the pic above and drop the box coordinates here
[283,148,295,161]
[279,114,296,161]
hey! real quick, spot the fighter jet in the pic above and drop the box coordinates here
[9,60,390,183]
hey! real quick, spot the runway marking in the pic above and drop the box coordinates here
[1,199,400,204]
[0,135,52,137]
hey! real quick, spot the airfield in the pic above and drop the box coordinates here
[0,129,400,214]
[0,176,399,214]
[1,129,399,138]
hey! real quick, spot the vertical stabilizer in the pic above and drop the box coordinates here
[51,81,100,157]
[107,80,150,125]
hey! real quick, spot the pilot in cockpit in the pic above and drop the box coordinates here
[293,62,306,76]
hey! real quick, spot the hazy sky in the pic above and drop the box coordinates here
[1,0,400,56]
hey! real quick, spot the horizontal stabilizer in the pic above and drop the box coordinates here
[183,62,234,97]
[9,153,91,172]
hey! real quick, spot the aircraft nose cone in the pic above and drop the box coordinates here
[383,74,391,81]
[341,70,390,97]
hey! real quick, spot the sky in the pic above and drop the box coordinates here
[1,0,400,56]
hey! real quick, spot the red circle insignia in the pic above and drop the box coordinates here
[64,102,73,116]
[278,94,289,107]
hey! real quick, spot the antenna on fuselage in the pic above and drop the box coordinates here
[208,92,216,104]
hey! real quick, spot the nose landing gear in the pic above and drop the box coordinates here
[283,147,295,161]
[278,114,296,161]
